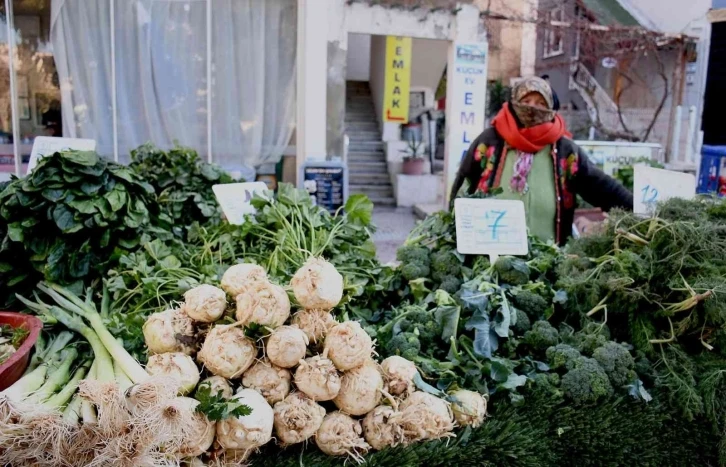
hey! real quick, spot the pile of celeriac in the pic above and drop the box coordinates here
[142,258,488,464]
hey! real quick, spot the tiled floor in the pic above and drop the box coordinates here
[371,206,418,264]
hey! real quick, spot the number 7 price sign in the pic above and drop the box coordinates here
[633,165,696,215]
[454,199,529,258]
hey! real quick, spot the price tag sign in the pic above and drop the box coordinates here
[28,136,96,174]
[633,165,696,215]
[454,199,529,256]
[212,182,269,225]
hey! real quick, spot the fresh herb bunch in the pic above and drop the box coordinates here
[194,383,251,422]
[0,150,154,304]
[129,143,235,235]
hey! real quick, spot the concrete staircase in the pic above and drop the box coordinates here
[346,81,394,206]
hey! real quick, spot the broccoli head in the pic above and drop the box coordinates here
[592,342,636,387]
[560,357,613,405]
[494,256,531,286]
[529,372,563,399]
[512,308,531,334]
[398,309,441,345]
[401,263,430,281]
[546,344,582,370]
[438,276,462,294]
[524,320,559,350]
[575,332,608,356]
[431,249,462,281]
[385,332,421,361]
[512,289,549,319]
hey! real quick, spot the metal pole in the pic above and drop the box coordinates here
[670,105,683,164]
[5,0,21,176]
[206,0,213,164]
[110,0,119,162]
[685,105,697,165]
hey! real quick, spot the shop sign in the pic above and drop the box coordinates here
[301,161,347,215]
[445,42,488,199]
[383,36,412,123]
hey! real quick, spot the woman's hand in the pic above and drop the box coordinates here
[575,214,607,236]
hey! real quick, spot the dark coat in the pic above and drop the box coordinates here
[450,128,633,245]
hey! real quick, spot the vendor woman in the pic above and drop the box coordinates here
[450,76,632,245]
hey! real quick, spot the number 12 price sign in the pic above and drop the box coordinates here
[454,199,529,257]
[633,165,696,215]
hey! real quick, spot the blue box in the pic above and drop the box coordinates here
[698,145,726,195]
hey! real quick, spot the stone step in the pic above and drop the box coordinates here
[346,121,378,130]
[348,132,381,141]
[349,161,388,173]
[349,173,390,185]
[349,141,384,150]
[350,183,393,194]
[348,149,385,158]
[348,155,386,164]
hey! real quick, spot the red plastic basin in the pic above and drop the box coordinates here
[0,312,43,391]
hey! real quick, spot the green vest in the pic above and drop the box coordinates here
[495,146,557,242]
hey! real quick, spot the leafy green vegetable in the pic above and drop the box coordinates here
[0,150,154,305]
[194,382,252,422]
[129,143,236,234]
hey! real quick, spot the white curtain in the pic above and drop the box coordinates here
[50,0,297,170]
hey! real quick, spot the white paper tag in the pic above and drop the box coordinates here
[633,165,696,215]
[454,198,529,256]
[212,182,269,225]
[28,137,97,174]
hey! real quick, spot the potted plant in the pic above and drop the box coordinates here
[401,138,425,176]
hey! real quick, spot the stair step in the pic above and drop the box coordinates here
[349,155,386,164]
[349,173,390,185]
[346,121,378,130]
[348,150,384,157]
[348,133,381,142]
[350,183,393,194]
[349,141,384,150]
[349,161,388,173]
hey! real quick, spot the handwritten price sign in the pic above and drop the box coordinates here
[212,182,269,225]
[454,199,529,256]
[633,165,696,215]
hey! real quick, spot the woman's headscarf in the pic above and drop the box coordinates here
[490,76,569,153]
[510,76,556,128]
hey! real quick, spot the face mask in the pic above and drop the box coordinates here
[511,102,556,128]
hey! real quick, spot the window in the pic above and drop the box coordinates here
[1,0,297,177]
[543,5,565,59]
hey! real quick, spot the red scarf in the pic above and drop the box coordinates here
[491,103,570,153]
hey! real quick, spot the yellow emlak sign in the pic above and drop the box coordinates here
[383,36,412,123]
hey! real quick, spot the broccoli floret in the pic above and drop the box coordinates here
[431,249,462,281]
[592,342,636,387]
[401,263,430,281]
[438,276,462,294]
[397,246,431,281]
[512,289,549,318]
[524,320,559,350]
[494,256,531,285]
[385,332,421,360]
[512,308,531,334]
[529,372,562,399]
[546,344,582,370]
[560,357,613,405]
[398,309,441,345]
[576,333,608,356]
